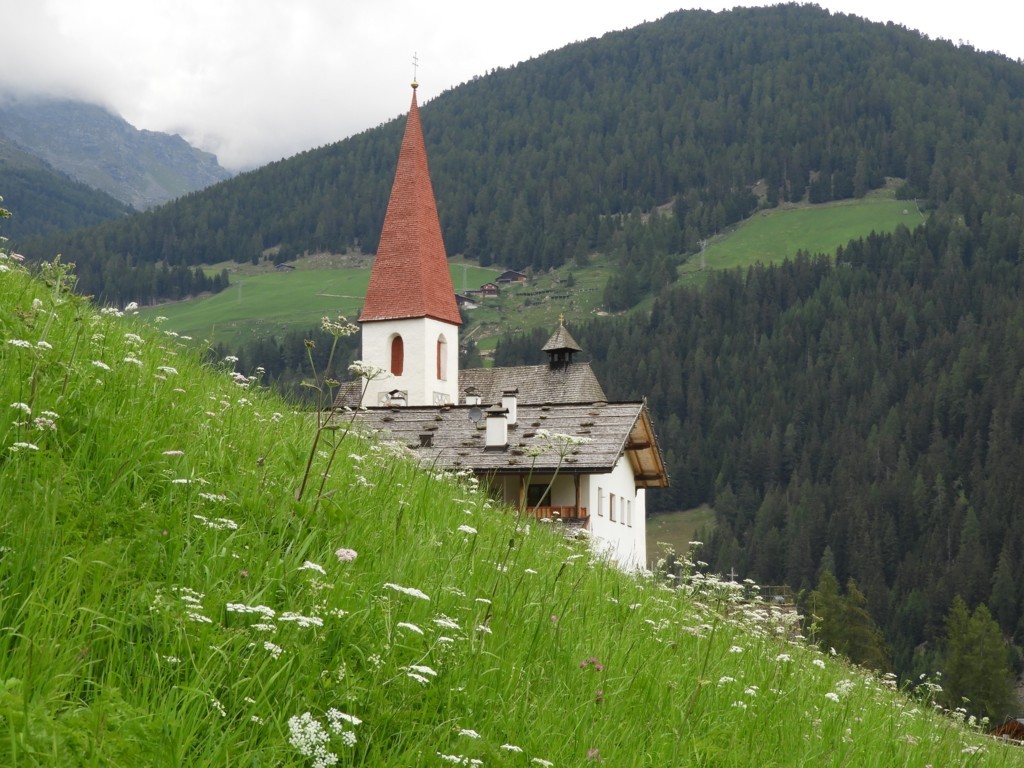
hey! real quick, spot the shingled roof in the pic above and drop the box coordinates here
[460,364,606,405]
[359,85,461,326]
[344,401,668,487]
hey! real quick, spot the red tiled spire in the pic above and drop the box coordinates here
[359,85,461,325]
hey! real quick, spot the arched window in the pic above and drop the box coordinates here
[390,335,404,376]
[436,334,448,381]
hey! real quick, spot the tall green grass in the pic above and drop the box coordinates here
[2,251,1020,766]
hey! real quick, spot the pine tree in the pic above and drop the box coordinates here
[940,597,1015,722]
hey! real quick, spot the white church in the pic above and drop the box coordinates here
[334,82,668,570]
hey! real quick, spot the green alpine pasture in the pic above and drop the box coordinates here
[2,250,1019,764]
[140,260,500,348]
[689,192,923,274]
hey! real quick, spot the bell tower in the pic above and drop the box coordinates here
[358,81,461,406]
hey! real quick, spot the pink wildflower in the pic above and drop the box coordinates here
[335,547,358,563]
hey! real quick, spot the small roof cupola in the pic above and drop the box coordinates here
[542,315,583,369]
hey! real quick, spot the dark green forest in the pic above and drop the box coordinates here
[19,3,1024,303]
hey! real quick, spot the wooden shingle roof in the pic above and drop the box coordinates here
[344,401,668,487]
[460,363,606,405]
[541,322,583,353]
[359,85,461,326]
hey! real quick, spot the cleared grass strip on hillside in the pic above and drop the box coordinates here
[696,197,924,271]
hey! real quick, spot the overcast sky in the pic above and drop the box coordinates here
[2,1,1021,171]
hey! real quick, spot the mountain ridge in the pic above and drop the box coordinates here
[0,94,232,211]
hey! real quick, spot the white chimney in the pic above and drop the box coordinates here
[464,386,482,406]
[485,404,509,449]
[501,388,519,427]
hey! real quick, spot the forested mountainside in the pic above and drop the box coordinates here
[0,136,132,239]
[19,3,1024,303]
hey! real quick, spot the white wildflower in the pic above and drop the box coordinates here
[299,560,327,575]
[263,641,284,659]
[326,709,362,727]
[91,360,111,371]
[197,492,229,502]
[397,621,424,635]
[384,582,430,601]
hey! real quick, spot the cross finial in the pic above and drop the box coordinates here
[559,313,565,326]
[412,52,419,89]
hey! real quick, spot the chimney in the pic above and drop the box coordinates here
[464,386,482,406]
[387,389,407,407]
[501,388,519,427]
[485,404,509,450]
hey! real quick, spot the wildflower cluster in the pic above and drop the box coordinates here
[288,708,361,767]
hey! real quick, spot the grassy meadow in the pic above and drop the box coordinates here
[140,260,501,348]
[3,251,1022,764]
[687,193,923,275]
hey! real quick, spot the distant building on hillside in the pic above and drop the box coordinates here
[495,269,528,285]
[331,81,668,569]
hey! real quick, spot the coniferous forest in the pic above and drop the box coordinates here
[12,3,1024,698]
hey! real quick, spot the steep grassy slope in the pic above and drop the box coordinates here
[2,253,1020,765]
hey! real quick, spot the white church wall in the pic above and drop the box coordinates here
[361,317,459,406]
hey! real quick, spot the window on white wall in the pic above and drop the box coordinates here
[390,335,404,376]
[437,335,448,381]
[626,499,633,527]
[609,493,616,522]
[598,488,605,517]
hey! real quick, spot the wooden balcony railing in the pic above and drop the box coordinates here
[530,505,588,520]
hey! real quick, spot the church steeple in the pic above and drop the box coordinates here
[359,85,461,326]
[357,84,461,407]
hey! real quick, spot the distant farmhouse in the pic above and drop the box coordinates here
[495,269,528,285]
[333,82,668,569]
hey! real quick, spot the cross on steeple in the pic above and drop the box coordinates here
[412,52,419,88]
